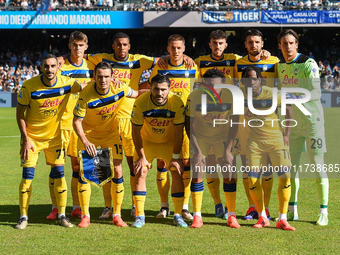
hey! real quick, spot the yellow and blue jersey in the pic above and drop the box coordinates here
[17,73,81,140]
[148,61,198,105]
[131,91,185,143]
[59,57,95,130]
[87,53,154,119]
[236,55,279,87]
[74,82,132,138]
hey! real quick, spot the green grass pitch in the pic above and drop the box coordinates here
[0,107,339,254]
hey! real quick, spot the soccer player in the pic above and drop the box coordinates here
[73,62,140,228]
[148,34,198,220]
[194,30,241,219]
[16,54,82,229]
[85,32,156,219]
[186,69,240,228]
[241,66,295,231]
[277,29,328,226]
[131,74,187,228]
[235,29,280,221]
[46,31,95,220]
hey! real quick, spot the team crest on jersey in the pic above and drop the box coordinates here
[60,88,64,95]
[294,68,298,75]
[129,62,134,68]
[226,60,230,66]
[114,95,119,101]
[93,156,100,167]
[261,100,267,108]
[263,65,268,71]
[167,110,171,117]
[222,104,227,111]
[185,71,190,78]
[86,71,90,78]
[224,12,234,22]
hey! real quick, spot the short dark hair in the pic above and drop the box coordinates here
[241,66,265,85]
[113,32,130,44]
[203,68,226,83]
[209,30,227,41]
[94,62,113,75]
[151,74,170,87]
[244,29,263,41]
[278,29,299,43]
[41,54,58,64]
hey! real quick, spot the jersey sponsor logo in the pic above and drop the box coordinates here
[282,75,298,85]
[101,112,114,121]
[37,92,44,97]
[44,109,57,117]
[112,69,132,79]
[202,113,227,121]
[152,127,166,134]
[149,119,173,127]
[40,98,63,108]
[170,80,188,89]
[212,67,231,76]
[205,62,212,66]
[97,104,118,115]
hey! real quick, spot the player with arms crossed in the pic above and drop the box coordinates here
[241,66,295,230]
[186,69,240,228]
[277,29,328,225]
[131,74,187,228]
[16,54,83,229]
[235,29,280,221]
[73,62,140,228]
[148,34,198,220]
[47,31,95,220]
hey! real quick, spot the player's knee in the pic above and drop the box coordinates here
[50,166,65,179]
[22,167,35,180]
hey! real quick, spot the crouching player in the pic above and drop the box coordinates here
[73,62,139,228]
[241,66,295,230]
[186,69,240,228]
[131,74,187,228]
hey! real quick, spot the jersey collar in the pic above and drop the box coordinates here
[150,93,168,106]
[169,60,184,67]
[95,82,110,96]
[113,53,129,62]
[210,54,224,61]
[247,55,261,63]
[40,74,57,87]
[287,53,301,64]
[246,85,262,98]
[68,56,83,67]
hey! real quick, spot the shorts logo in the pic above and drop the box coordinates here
[60,88,64,96]
[294,68,298,75]
[263,65,267,71]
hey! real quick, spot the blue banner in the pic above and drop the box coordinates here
[202,10,259,23]
[261,10,318,24]
[319,10,340,23]
[0,11,143,29]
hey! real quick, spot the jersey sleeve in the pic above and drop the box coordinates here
[73,95,87,119]
[139,54,155,70]
[131,101,144,126]
[173,100,185,125]
[17,83,30,106]
[70,78,82,93]
[148,65,159,84]
[305,59,321,101]
[185,94,191,118]
[87,53,105,66]
[194,58,202,78]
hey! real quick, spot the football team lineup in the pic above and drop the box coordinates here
[13,27,330,232]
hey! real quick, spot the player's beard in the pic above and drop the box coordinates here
[248,50,260,57]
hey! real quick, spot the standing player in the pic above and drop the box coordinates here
[186,69,240,228]
[85,32,156,219]
[277,29,328,225]
[194,30,241,219]
[15,54,82,229]
[235,29,280,221]
[241,66,295,231]
[131,74,187,228]
[148,34,198,220]
[46,31,95,220]
[73,62,139,228]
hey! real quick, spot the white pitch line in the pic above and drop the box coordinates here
[0,135,20,138]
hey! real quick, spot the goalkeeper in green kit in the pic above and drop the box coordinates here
[277,29,328,226]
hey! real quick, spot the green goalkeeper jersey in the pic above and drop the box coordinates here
[277,53,324,129]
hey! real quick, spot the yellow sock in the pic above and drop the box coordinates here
[249,174,264,213]
[172,192,184,215]
[278,172,291,214]
[262,173,273,208]
[191,182,204,213]
[19,177,33,216]
[182,166,191,207]
[133,192,146,216]
[71,172,80,206]
[157,168,170,205]
[54,177,67,215]
[78,182,91,216]
[49,177,57,207]
[112,177,124,215]
[206,176,222,205]
[223,182,236,213]
[102,182,112,208]
[242,176,254,206]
